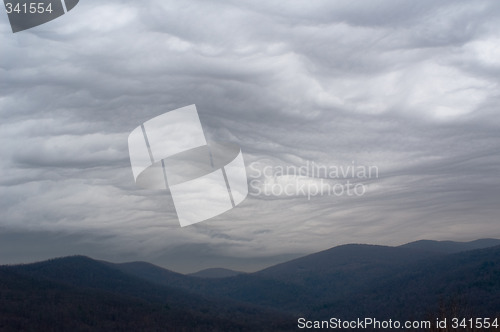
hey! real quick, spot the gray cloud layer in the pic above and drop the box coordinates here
[1,0,499,272]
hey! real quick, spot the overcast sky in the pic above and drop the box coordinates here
[1,0,499,273]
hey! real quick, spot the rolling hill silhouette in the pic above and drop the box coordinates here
[399,238,500,254]
[1,239,500,331]
[0,256,293,332]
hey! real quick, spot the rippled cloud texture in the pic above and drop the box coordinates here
[1,0,499,272]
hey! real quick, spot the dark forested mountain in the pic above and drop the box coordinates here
[0,256,293,332]
[1,239,500,331]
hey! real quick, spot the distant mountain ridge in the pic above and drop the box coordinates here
[400,238,500,253]
[189,268,244,278]
[0,256,294,332]
[1,238,500,331]
[257,243,438,281]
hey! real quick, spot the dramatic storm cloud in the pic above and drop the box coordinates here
[1,0,499,272]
